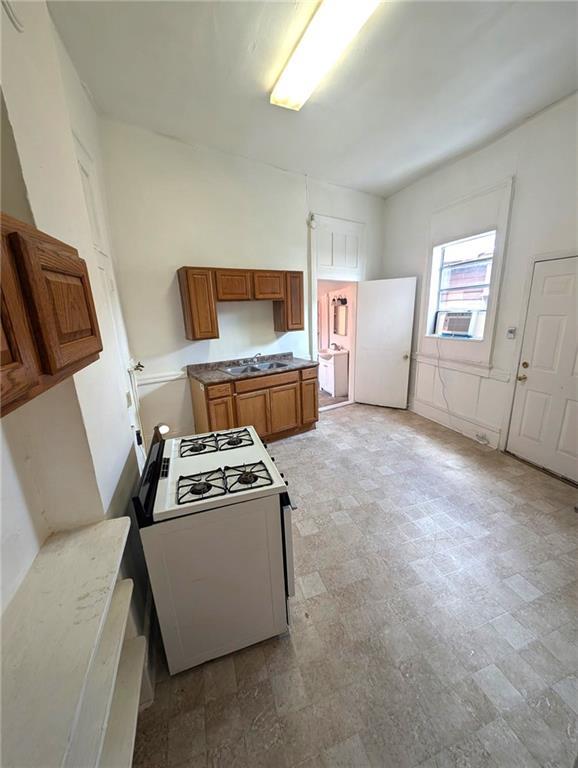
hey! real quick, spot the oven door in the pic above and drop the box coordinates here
[280,494,295,597]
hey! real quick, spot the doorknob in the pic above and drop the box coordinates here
[517,374,528,382]
[403,354,409,360]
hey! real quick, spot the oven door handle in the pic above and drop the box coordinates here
[281,502,295,597]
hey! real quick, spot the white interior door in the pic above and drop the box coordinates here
[507,256,577,482]
[355,277,416,408]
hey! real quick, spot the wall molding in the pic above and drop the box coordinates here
[137,371,187,387]
[413,354,511,382]
[411,397,501,449]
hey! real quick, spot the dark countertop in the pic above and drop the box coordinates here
[187,353,318,385]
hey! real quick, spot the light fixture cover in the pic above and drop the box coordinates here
[270,0,380,111]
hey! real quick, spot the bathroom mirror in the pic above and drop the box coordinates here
[334,303,348,336]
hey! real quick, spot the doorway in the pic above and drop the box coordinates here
[317,280,357,410]
[507,255,577,483]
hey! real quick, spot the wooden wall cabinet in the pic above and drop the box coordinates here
[253,271,285,300]
[1,213,102,417]
[178,267,304,339]
[189,366,318,440]
[214,269,253,301]
[273,271,304,332]
[178,268,219,340]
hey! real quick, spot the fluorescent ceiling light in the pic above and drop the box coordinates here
[270,0,380,111]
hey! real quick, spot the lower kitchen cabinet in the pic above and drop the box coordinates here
[235,389,271,436]
[189,366,318,440]
[301,378,319,425]
[269,382,301,433]
[208,396,235,431]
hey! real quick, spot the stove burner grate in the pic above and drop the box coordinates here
[216,428,254,452]
[179,434,218,457]
[176,468,227,505]
[225,461,273,494]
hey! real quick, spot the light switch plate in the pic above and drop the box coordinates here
[506,327,516,339]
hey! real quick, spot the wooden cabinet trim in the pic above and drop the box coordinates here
[234,370,299,394]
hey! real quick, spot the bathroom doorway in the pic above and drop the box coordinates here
[317,280,357,410]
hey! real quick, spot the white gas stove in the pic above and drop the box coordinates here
[152,426,287,522]
[133,425,294,674]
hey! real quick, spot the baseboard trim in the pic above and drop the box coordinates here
[411,398,501,448]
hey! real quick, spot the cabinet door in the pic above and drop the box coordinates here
[208,396,235,431]
[214,269,252,301]
[285,272,304,330]
[273,272,304,332]
[235,390,270,436]
[253,271,285,300]
[9,229,102,374]
[301,379,319,424]
[0,236,39,410]
[178,268,219,340]
[270,382,301,433]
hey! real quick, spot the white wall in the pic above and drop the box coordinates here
[1,3,137,610]
[382,95,578,447]
[101,119,384,438]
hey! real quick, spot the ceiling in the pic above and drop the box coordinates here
[49,1,577,197]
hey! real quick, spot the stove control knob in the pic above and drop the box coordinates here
[285,480,289,486]
[271,457,275,462]
[280,472,285,478]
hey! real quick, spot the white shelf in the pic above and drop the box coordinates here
[99,635,146,768]
[2,517,130,768]
[65,579,134,768]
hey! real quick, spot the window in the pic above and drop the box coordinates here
[428,230,496,340]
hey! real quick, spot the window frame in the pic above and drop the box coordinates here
[429,230,496,341]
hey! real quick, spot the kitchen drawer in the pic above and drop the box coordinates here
[300,367,318,381]
[206,382,233,399]
[235,370,299,394]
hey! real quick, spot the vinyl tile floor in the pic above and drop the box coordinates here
[133,404,578,768]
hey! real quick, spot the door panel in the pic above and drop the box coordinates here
[178,268,219,340]
[214,269,252,301]
[208,397,235,431]
[301,379,318,425]
[253,271,285,300]
[269,383,301,433]
[8,231,102,374]
[507,256,577,482]
[354,277,416,408]
[235,390,270,436]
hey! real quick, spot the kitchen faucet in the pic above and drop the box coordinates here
[251,352,262,364]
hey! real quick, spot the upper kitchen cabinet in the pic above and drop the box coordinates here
[0,213,103,417]
[178,267,304,338]
[253,271,285,300]
[274,271,304,332]
[214,269,253,301]
[178,267,220,340]
[1,236,39,408]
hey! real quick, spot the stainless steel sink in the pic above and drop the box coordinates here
[221,364,261,375]
[257,361,289,371]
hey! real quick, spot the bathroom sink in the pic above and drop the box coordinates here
[257,361,289,370]
[222,365,261,375]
